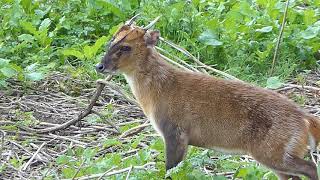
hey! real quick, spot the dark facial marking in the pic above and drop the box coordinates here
[120,45,131,52]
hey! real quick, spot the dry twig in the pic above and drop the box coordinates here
[270,0,290,74]
[159,37,241,81]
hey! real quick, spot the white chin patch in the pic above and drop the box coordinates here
[102,69,118,75]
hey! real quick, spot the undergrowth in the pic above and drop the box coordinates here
[1,0,320,179]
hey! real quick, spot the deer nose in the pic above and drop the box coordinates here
[95,63,105,73]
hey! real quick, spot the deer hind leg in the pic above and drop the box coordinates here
[255,153,317,180]
[275,172,301,180]
[283,155,318,180]
[252,147,319,180]
[252,133,318,180]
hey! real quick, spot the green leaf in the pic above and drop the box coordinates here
[83,46,93,59]
[21,21,38,35]
[235,167,249,178]
[255,26,273,33]
[266,76,283,89]
[20,0,32,14]
[83,36,108,60]
[0,58,10,67]
[93,36,108,55]
[18,34,35,42]
[0,67,17,78]
[131,135,144,149]
[96,0,124,18]
[25,72,44,81]
[62,49,85,60]
[103,138,121,148]
[300,25,320,39]
[83,148,97,160]
[56,155,71,165]
[62,167,76,178]
[199,30,223,46]
[39,18,51,31]
[0,80,7,88]
[303,9,316,26]
[25,63,38,72]
[150,138,164,151]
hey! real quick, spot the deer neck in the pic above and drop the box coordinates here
[123,49,173,116]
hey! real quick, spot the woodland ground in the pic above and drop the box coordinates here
[0,69,319,179]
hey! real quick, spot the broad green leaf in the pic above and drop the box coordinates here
[96,0,124,18]
[0,67,17,78]
[61,167,76,178]
[56,155,70,165]
[103,138,121,148]
[255,26,273,33]
[83,46,93,59]
[239,1,254,17]
[300,25,320,39]
[18,34,35,42]
[235,167,249,178]
[92,36,108,55]
[62,49,84,60]
[0,58,10,67]
[131,135,144,149]
[25,72,43,81]
[83,148,97,160]
[266,76,283,89]
[303,9,316,26]
[25,63,37,72]
[21,21,38,35]
[20,0,32,14]
[199,30,223,46]
[206,19,220,32]
[110,153,121,166]
[0,80,7,88]
[39,18,51,31]
[150,138,164,151]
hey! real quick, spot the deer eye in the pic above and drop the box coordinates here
[120,46,131,52]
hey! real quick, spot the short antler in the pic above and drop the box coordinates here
[143,16,161,30]
[125,14,140,26]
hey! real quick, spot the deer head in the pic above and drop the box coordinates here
[96,15,161,75]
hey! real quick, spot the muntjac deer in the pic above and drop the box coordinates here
[96,16,320,180]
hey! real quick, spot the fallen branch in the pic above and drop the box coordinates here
[15,75,113,134]
[21,142,47,171]
[125,166,133,180]
[96,79,139,106]
[119,121,151,138]
[284,83,320,92]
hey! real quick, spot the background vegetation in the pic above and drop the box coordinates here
[0,0,319,179]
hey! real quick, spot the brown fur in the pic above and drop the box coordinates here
[96,25,320,180]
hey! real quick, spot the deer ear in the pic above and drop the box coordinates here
[144,30,160,46]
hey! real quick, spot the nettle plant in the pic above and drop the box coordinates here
[1,0,319,88]
[141,0,319,82]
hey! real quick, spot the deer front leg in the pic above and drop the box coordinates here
[161,122,189,170]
